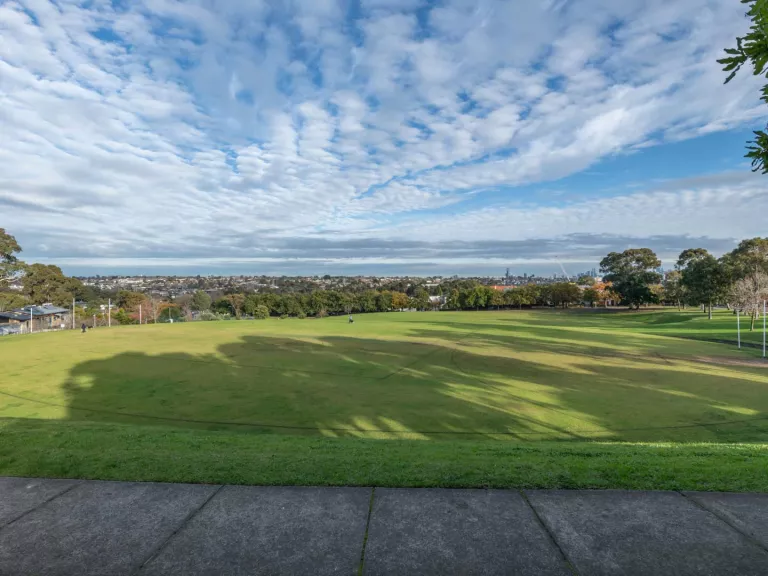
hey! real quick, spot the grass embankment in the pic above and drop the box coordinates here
[3,419,767,492]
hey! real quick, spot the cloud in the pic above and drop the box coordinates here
[1,0,766,274]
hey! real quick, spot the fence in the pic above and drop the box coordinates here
[0,323,22,336]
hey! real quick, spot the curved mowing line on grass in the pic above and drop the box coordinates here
[447,344,604,432]
[158,347,444,380]
[2,386,768,438]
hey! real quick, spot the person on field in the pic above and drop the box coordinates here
[81,322,87,333]
[348,314,354,324]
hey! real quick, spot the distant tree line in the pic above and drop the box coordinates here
[3,228,768,330]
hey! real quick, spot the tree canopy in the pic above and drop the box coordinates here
[676,249,728,319]
[599,249,662,309]
[22,264,82,306]
[0,228,25,284]
[191,290,212,312]
[720,0,768,172]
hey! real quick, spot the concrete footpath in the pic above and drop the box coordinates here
[1,478,768,575]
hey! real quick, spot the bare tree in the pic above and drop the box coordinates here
[729,272,768,331]
[148,296,161,323]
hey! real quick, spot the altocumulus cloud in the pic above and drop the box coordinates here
[1,0,767,275]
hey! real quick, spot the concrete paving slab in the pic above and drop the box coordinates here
[0,477,79,527]
[140,485,371,576]
[363,488,571,576]
[0,480,217,576]
[684,492,768,550]
[526,490,768,576]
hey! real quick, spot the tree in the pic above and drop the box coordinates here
[117,290,147,312]
[720,1,768,172]
[582,287,599,308]
[411,288,430,311]
[729,272,768,330]
[663,270,686,310]
[191,290,212,312]
[464,285,489,310]
[677,249,728,319]
[253,305,270,319]
[446,289,461,310]
[489,289,504,309]
[0,292,26,312]
[225,294,245,318]
[356,291,378,313]
[577,275,596,286]
[147,296,164,323]
[599,249,662,309]
[548,282,582,308]
[157,302,180,322]
[375,291,393,312]
[0,229,26,284]
[175,294,194,320]
[722,238,768,325]
[22,264,82,306]
[722,237,768,279]
[505,285,537,309]
[113,309,137,325]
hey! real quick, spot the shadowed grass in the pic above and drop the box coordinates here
[1,309,767,489]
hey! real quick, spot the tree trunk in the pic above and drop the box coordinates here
[708,300,712,320]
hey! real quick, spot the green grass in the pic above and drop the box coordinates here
[1,309,767,490]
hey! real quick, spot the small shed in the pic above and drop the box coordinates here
[0,305,72,333]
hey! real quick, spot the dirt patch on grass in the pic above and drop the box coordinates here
[693,356,768,368]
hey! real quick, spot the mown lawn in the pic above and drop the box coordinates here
[1,309,767,490]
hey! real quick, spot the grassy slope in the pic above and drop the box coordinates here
[1,309,767,490]
[2,419,767,492]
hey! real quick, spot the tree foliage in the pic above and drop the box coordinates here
[0,292,27,312]
[117,290,148,312]
[253,305,270,319]
[677,249,729,319]
[720,0,768,172]
[722,237,768,279]
[541,282,582,308]
[0,228,26,284]
[22,264,82,306]
[729,272,768,330]
[662,270,686,309]
[190,290,212,312]
[599,249,662,309]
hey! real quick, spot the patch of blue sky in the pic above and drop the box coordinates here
[146,14,205,46]
[235,89,255,106]
[343,0,365,47]
[92,24,122,43]
[469,128,759,208]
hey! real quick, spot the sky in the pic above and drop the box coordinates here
[1,0,767,277]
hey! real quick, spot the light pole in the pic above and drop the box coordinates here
[737,309,741,350]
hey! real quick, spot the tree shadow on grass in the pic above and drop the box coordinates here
[35,333,768,443]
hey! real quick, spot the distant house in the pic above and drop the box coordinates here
[490,285,511,292]
[0,305,72,334]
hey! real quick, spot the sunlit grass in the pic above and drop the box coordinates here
[1,309,767,488]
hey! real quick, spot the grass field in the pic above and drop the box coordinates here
[1,309,768,490]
